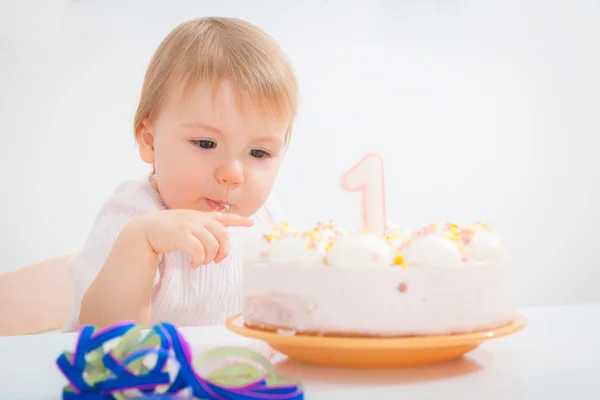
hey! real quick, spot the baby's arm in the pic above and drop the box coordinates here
[63,183,164,333]
[79,219,158,328]
[79,209,253,328]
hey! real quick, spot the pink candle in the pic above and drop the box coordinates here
[340,153,387,237]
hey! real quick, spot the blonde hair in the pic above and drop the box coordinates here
[134,17,298,141]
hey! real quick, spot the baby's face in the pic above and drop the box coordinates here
[142,81,287,217]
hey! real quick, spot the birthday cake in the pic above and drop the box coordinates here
[241,155,517,337]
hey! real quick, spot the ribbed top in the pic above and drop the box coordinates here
[63,176,282,333]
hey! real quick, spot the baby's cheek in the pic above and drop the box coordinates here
[239,176,273,214]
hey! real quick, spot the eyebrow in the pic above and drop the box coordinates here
[253,135,284,146]
[180,122,222,134]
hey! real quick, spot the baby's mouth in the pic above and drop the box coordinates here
[206,198,231,212]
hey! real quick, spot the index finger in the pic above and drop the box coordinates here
[211,212,254,227]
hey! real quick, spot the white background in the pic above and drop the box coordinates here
[0,0,598,308]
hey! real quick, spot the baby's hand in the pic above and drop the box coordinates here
[135,209,253,268]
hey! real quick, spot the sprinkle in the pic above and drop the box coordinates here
[372,253,380,262]
[397,242,411,251]
[393,255,405,266]
[448,223,460,233]
[396,282,408,293]
[263,233,278,243]
[447,232,461,243]
[475,221,491,232]
[324,238,337,252]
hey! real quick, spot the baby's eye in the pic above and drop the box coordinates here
[192,140,216,149]
[250,149,270,159]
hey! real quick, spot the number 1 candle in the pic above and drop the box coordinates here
[340,153,387,237]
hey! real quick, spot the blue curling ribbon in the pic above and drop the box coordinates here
[56,322,304,400]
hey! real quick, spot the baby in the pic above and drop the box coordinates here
[63,17,297,358]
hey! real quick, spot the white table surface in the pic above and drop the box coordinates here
[1,303,599,399]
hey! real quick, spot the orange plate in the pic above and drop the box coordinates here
[225,314,527,369]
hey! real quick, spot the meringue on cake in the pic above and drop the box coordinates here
[242,220,517,337]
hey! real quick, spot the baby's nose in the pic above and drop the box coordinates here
[215,161,244,187]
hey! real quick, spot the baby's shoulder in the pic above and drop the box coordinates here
[71,177,164,260]
[98,177,165,218]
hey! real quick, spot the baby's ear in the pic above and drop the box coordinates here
[136,120,155,164]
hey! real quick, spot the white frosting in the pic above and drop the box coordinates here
[326,233,394,268]
[316,226,346,249]
[400,235,463,266]
[463,230,507,261]
[246,221,509,267]
[243,261,518,336]
[384,222,412,248]
[268,235,324,266]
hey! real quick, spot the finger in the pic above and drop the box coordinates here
[191,226,220,265]
[202,219,229,264]
[210,212,254,228]
[181,234,205,269]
